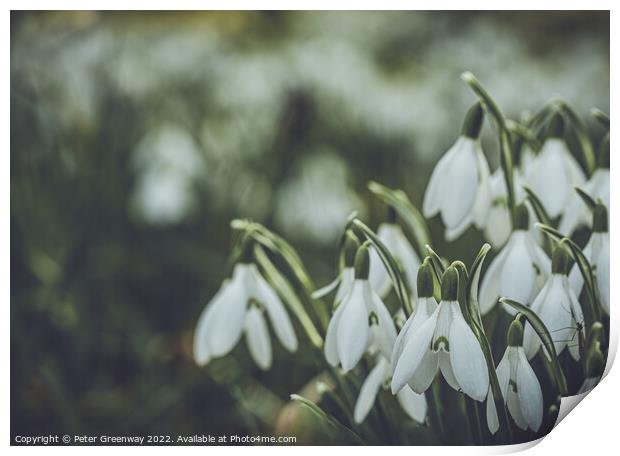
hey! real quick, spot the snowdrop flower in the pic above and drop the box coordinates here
[324,245,397,372]
[354,355,427,424]
[559,136,609,235]
[577,342,605,394]
[524,242,585,361]
[313,231,358,305]
[569,204,610,314]
[479,203,551,315]
[486,319,543,434]
[193,251,298,370]
[391,266,489,402]
[368,208,421,297]
[525,113,586,218]
[423,103,491,241]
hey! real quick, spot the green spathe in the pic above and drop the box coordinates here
[440,266,459,301]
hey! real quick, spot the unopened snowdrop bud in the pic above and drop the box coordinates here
[486,316,543,434]
[324,243,397,372]
[423,103,491,241]
[568,203,609,313]
[479,202,550,315]
[526,111,585,218]
[391,265,489,401]
[524,242,585,361]
[578,344,606,394]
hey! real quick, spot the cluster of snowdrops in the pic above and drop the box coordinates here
[192,72,610,445]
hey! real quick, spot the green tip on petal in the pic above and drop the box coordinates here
[354,244,370,280]
[343,230,360,267]
[507,318,524,347]
[417,259,435,298]
[592,203,608,233]
[551,241,572,275]
[514,202,530,230]
[598,134,610,169]
[440,266,459,302]
[546,111,565,138]
[461,102,485,139]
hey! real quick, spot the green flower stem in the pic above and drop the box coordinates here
[461,71,516,225]
[591,108,610,129]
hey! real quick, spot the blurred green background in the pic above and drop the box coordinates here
[11,11,609,443]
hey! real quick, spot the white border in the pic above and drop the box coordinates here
[4,2,616,454]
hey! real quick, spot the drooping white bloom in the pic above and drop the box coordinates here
[524,243,585,361]
[193,262,298,370]
[525,136,585,219]
[368,221,421,297]
[324,247,397,372]
[486,320,543,434]
[559,169,609,235]
[354,355,427,424]
[391,267,489,402]
[479,204,550,315]
[423,103,491,241]
[569,231,610,315]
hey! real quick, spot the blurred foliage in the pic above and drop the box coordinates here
[11,11,608,442]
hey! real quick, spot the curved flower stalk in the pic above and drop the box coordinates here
[313,230,358,306]
[524,242,585,361]
[391,266,489,402]
[525,112,586,218]
[560,135,610,235]
[368,208,421,298]
[479,204,550,315]
[423,102,491,241]
[193,245,298,370]
[324,244,397,372]
[569,203,610,314]
[487,318,543,434]
[354,355,427,425]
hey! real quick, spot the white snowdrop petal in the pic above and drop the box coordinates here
[448,305,489,401]
[486,388,499,435]
[254,271,298,352]
[407,349,439,394]
[516,348,543,431]
[312,276,341,299]
[193,288,223,366]
[368,285,397,359]
[500,233,536,305]
[324,303,345,366]
[206,269,249,357]
[245,307,272,370]
[479,243,510,314]
[423,142,458,217]
[440,138,479,230]
[438,351,461,392]
[397,386,427,424]
[472,145,491,229]
[337,282,370,372]
[335,268,355,304]
[391,308,439,393]
[354,357,389,424]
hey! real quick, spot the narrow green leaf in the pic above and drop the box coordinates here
[367,181,431,254]
[500,298,568,395]
[352,218,413,316]
[466,243,491,331]
[290,394,364,444]
[591,108,610,129]
[254,245,324,348]
[575,187,597,210]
